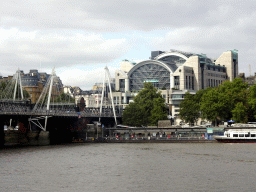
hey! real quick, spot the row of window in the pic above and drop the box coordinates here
[232,134,256,137]
[206,65,226,72]
[185,76,194,90]
[171,94,184,99]
[208,73,226,78]
[208,79,223,87]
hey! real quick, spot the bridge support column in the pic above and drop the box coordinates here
[48,117,73,144]
[0,116,5,148]
[0,124,4,148]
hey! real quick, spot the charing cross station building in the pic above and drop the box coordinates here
[112,49,238,125]
[71,49,238,125]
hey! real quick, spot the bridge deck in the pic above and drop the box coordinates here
[0,102,122,118]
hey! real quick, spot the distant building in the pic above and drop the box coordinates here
[0,75,13,82]
[63,86,82,97]
[113,49,238,125]
[239,73,256,86]
[21,69,63,103]
[0,69,63,103]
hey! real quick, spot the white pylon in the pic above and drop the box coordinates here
[13,69,24,101]
[99,65,117,125]
[30,68,56,131]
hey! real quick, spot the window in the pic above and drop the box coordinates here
[174,76,180,90]
[119,79,125,92]
[192,77,194,90]
[189,76,191,89]
[186,76,188,89]
[172,94,183,99]
[239,134,244,137]
[251,134,255,137]
[233,134,238,137]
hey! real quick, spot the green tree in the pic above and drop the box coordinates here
[122,102,145,127]
[179,92,200,125]
[200,78,249,123]
[0,81,29,99]
[217,78,249,120]
[150,97,168,125]
[232,102,248,123]
[200,87,220,124]
[122,82,167,126]
[54,93,75,103]
[247,84,256,121]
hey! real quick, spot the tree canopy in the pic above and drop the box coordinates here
[54,93,75,103]
[122,82,167,126]
[179,92,201,125]
[0,81,30,100]
[180,78,254,124]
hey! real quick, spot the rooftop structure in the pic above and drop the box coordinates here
[113,49,238,125]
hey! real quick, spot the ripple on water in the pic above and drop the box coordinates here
[1,143,256,192]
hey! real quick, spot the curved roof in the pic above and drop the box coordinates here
[154,50,213,65]
[154,52,189,61]
[127,60,174,77]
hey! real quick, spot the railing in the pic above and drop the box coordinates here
[0,101,123,117]
[106,136,206,141]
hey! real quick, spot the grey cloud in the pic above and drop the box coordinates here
[1,0,256,31]
[0,29,130,76]
[1,0,256,79]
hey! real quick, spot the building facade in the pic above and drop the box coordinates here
[239,73,256,86]
[114,49,238,125]
[0,69,63,103]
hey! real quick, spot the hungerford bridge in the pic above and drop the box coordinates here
[0,66,122,146]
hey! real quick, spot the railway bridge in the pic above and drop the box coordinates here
[0,67,122,147]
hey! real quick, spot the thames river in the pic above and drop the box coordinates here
[1,143,256,192]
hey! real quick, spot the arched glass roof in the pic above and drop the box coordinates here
[128,60,172,91]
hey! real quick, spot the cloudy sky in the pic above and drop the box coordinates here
[1,0,256,90]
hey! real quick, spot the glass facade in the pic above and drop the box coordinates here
[119,79,125,92]
[129,63,170,91]
[158,55,186,67]
[174,76,180,90]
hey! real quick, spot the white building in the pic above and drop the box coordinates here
[113,49,238,125]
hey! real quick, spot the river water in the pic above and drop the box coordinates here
[1,143,256,192]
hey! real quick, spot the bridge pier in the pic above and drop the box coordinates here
[48,117,73,144]
[0,116,5,148]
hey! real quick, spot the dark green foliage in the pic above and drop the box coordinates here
[179,92,200,125]
[122,103,145,127]
[54,93,75,103]
[122,82,167,126]
[180,78,253,124]
[232,102,248,123]
[0,81,29,99]
[200,78,250,123]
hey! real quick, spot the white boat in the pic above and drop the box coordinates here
[213,128,256,143]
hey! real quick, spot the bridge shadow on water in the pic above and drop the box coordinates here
[0,114,120,148]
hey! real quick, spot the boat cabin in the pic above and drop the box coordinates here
[224,129,256,138]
